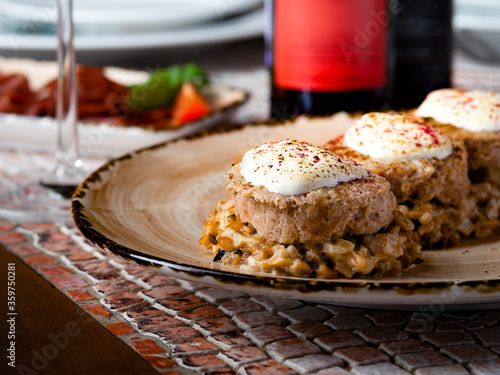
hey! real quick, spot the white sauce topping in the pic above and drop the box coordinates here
[240,140,369,196]
[344,112,452,162]
[414,89,500,131]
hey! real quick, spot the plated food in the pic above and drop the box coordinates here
[72,111,500,305]
[0,63,216,129]
[327,89,500,249]
[201,88,500,279]
[413,89,500,187]
[200,140,423,278]
[0,58,248,156]
[325,112,472,248]
[413,89,500,241]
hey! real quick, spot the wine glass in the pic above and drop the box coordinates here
[0,0,86,222]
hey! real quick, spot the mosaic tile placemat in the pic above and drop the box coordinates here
[2,219,500,375]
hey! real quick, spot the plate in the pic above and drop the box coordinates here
[454,0,500,31]
[0,0,262,34]
[0,58,249,157]
[72,113,500,308]
[0,8,263,58]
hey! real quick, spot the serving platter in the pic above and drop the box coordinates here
[72,112,500,308]
[0,58,249,157]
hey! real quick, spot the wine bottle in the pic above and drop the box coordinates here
[390,0,452,109]
[266,0,392,119]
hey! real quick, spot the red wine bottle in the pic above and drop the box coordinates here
[390,0,452,109]
[267,0,393,119]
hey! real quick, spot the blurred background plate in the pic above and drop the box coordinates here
[454,0,500,63]
[0,0,262,34]
[0,4,264,62]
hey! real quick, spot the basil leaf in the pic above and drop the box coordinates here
[128,63,209,110]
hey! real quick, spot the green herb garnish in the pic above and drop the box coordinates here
[128,63,209,110]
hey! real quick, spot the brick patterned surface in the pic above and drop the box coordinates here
[51,275,89,288]
[245,325,293,346]
[467,359,500,374]
[325,314,372,331]
[355,326,409,345]
[458,321,484,332]
[9,244,39,255]
[440,344,498,364]
[94,279,139,295]
[284,354,343,373]
[26,254,58,266]
[39,266,73,276]
[152,326,199,342]
[169,337,219,355]
[208,333,252,350]
[334,346,389,367]
[138,274,174,288]
[395,351,453,371]
[0,231,25,244]
[218,298,262,317]
[233,310,287,330]
[143,355,176,369]
[239,359,296,375]
[124,305,166,320]
[351,362,411,375]
[136,315,183,330]
[140,285,189,301]
[129,339,166,355]
[177,305,225,322]
[66,289,95,301]
[316,368,350,375]
[421,331,475,348]
[193,317,237,335]
[205,367,236,375]
[267,337,321,361]
[314,330,366,352]
[319,304,366,315]
[177,353,226,370]
[3,221,500,375]
[405,320,434,334]
[414,364,469,375]
[278,306,329,324]
[365,311,407,328]
[380,339,433,357]
[250,295,303,312]
[287,322,330,339]
[82,304,113,318]
[103,291,144,310]
[218,346,267,366]
[156,294,209,313]
[65,251,100,262]
[106,322,136,336]
[475,326,500,347]
[196,288,248,304]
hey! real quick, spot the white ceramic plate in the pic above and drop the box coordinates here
[72,113,500,308]
[454,0,500,30]
[0,8,263,55]
[0,58,249,157]
[0,0,262,34]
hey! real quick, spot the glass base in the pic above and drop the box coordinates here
[0,169,81,223]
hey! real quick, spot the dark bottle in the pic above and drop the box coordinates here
[266,0,392,120]
[390,0,452,109]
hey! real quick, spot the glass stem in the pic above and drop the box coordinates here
[54,0,82,183]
